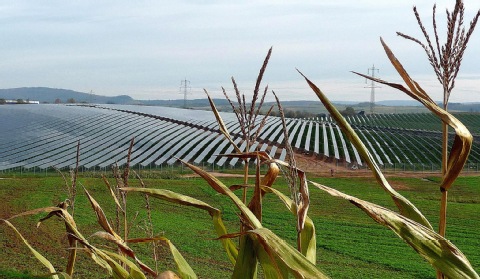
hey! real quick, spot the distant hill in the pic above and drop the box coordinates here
[141,98,231,107]
[376,100,424,106]
[2,87,480,113]
[0,87,136,104]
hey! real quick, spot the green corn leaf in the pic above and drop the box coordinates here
[157,237,198,279]
[94,249,131,279]
[204,89,241,153]
[0,219,59,279]
[310,181,480,279]
[101,250,147,279]
[232,236,258,279]
[68,233,127,278]
[121,187,238,264]
[121,187,217,215]
[247,227,330,279]
[254,238,288,279]
[298,70,432,230]
[261,186,316,264]
[249,227,287,279]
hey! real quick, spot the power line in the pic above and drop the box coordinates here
[179,78,191,108]
[364,65,380,114]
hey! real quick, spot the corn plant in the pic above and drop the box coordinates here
[396,5,479,274]
[204,47,274,203]
[300,62,476,277]
[351,36,474,279]
[1,139,199,279]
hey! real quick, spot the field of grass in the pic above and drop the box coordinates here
[0,173,479,278]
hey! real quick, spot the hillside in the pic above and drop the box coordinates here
[0,87,136,104]
[2,87,480,113]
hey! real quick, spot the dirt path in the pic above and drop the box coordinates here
[183,153,479,179]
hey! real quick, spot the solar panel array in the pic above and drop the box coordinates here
[1,104,479,171]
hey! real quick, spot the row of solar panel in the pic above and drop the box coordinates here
[1,104,479,171]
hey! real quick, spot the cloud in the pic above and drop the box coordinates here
[0,0,478,102]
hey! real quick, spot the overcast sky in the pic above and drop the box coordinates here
[1,0,479,103]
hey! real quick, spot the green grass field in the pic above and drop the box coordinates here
[0,173,479,278]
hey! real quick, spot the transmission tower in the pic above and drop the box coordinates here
[179,79,191,108]
[365,65,380,114]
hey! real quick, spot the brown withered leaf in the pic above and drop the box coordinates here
[353,37,472,191]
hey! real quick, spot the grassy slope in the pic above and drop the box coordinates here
[0,174,479,278]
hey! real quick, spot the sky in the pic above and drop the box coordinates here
[0,0,479,103]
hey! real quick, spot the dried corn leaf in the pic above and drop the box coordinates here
[181,160,263,229]
[354,38,473,191]
[85,188,156,276]
[93,232,155,277]
[205,89,241,153]
[121,187,238,264]
[298,70,432,229]
[216,151,280,189]
[262,162,280,189]
[102,175,124,212]
[126,236,166,243]
[247,155,263,221]
[69,233,129,278]
[93,249,130,279]
[296,171,310,234]
[267,158,313,241]
[8,207,86,278]
[310,180,479,279]
[83,186,121,239]
[1,219,59,279]
[9,207,84,240]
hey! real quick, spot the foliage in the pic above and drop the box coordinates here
[340,106,356,116]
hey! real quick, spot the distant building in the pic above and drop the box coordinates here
[4,99,40,104]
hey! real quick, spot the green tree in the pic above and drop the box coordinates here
[341,106,356,116]
[0,98,5,105]
[285,109,296,118]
